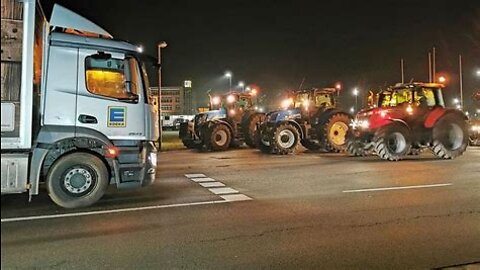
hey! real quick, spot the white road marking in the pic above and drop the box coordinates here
[342,183,453,193]
[1,200,229,223]
[185,174,206,178]
[191,177,216,182]
[221,194,252,202]
[199,182,226,188]
[208,187,239,195]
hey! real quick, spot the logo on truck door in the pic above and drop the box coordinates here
[108,106,127,127]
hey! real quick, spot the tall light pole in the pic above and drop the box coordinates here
[353,88,359,112]
[238,81,245,92]
[157,41,167,148]
[459,55,463,109]
[224,71,232,91]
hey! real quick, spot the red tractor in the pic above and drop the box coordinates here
[347,83,469,161]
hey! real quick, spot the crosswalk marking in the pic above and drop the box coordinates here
[185,174,206,178]
[199,182,226,188]
[191,177,216,183]
[208,187,239,195]
[221,194,252,202]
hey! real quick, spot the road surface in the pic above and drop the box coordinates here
[2,147,480,269]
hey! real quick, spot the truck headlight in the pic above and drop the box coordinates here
[149,152,157,166]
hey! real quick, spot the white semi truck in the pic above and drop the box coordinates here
[1,0,159,208]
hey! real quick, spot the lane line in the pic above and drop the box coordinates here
[343,183,453,193]
[185,174,206,178]
[208,187,239,195]
[199,182,226,188]
[1,200,228,223]
[191,177,216,183]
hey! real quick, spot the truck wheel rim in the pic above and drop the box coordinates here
[63,167,94,195]
[387,132,407,154]
[278,129,295,149]
[214,130,228,146]
[446,123,464,150]
[329,122,348,146]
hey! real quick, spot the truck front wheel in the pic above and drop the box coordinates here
[47,152,109,208]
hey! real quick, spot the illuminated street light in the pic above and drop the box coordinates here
[335,83,342,90]
[350,107,355,113]
[238,81,245,91]
[438,76,446,83]
[453,98,459,105]
[224,71,232,90]
[353,88,359,112]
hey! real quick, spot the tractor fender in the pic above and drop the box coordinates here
[208,119,235,135]
[388,119,411,131]
[425,108,467,129]
[275,120,305,139]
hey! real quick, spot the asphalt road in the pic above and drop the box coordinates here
[2,147,480,269]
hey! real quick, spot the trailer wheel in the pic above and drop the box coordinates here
[205,124,231,151]
[47,152,109,208]
[243,114,265,148]
[271,123,299,155]
[431,114,468,159]
[320,112,351,152]
[374,123,411,161]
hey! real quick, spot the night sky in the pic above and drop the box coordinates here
[42,0,480,110]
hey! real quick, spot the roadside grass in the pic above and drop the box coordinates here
[160,130,185,151]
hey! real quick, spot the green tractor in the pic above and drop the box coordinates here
[179,92,265,151]
[258,88,352,154]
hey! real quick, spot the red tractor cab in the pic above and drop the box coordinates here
[347,82,469,161]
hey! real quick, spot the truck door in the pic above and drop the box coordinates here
[75,49,146,141]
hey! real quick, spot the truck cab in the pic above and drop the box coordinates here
[1,2,158,208]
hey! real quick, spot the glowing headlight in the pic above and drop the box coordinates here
[351,119,370,129]
[227,95,236,103]
[149,152,157,166]
[211,96,220,105]
[471,125,480,132]
[281,98,293,109]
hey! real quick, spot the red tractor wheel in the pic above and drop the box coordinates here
[374,123,411,161]
[431,114,468,159]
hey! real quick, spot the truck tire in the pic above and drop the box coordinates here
[431,114,468,159]
[374,123,411,161]
[47,152,109,208]
[319,112,351,152]
[243,114,264,148]
[205,124,231,151]
[271,123,299,155]
[301,139,321,151]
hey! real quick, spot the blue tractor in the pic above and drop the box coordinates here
[258,88,352,154]
[179,92,265,151]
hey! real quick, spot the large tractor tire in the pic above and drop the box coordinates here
[205,123,232,151]
[47,152,109,208]
[301,139,321,151]
[271,123,300,155]
[374,122,411,161]
[346,136,367,157]
[243,114,265,148]
[319,112,351,152]
[256,127,273,154]
[431,114,468,159]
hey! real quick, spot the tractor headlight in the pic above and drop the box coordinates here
[471,124,480,132]
[351,119,370,129]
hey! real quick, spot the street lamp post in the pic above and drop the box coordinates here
[157,41,167,148]
[353,88,359,112]
[225,71,232,91]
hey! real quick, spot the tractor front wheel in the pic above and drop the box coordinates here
[244,114,265,148]
[271,123,300,155]
[374,123,411,161]
[205,124,231,151]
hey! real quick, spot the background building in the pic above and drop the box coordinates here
[150,80,194,116]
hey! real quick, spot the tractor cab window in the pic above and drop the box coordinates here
[293,93,310,108]
[379,89,412,107]
[414,88,443,107]
[315,94,333,107]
